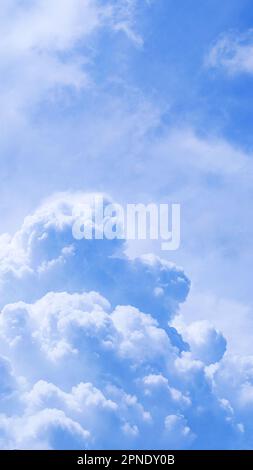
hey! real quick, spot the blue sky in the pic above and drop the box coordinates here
[0,0,253,450]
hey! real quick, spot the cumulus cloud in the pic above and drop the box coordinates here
[206,29,253,75]
[0,192,250,450]
[0,193,190,325]
[164,415,194,448]
[172,317,227,365]
[0,408,90,450]
[178,291,253,356]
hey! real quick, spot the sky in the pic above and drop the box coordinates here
[0,0,253,450]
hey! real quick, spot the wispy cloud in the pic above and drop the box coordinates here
[0,0,142,121]
[206,29,253,75]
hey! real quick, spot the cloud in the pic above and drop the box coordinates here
[164,415,194,448]
[0,356,16,399]
[1,0,104,54]
[207,355,253,448]
[0,408,90,450]
[206,30,253,75]
[110,0,144,47]
[172,317,227,365]
[0,0,104,118]
[178,291,253,356]
[0,193,190,327]
[0,0,142,124]
[0,192,249,449]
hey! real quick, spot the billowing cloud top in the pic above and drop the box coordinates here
[0,192,250,450]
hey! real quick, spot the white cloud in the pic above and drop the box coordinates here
[0,0,143,124]
[0,408,90,450]
[0,192,245,449]
[111,0,144,47]
[163,414,195,450]
[0,192,194,448]
[206,30,253,75]
[1,1,104,54]
[172,317,227,365]
[143,374,191,406]
[0,1,104,119]
[0,193,190,327]
[0,355,16,399]
[178,291,253,356]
